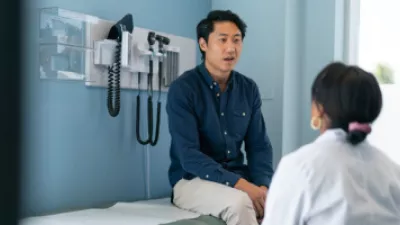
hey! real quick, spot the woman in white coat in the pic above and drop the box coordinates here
[262,62,400,225]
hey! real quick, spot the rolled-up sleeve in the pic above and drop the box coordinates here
[166,82,242,187]
[244,84,274,187]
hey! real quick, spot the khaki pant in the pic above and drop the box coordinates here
[172,177,259,225]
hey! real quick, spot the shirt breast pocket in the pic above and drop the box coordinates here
[231,109,251,139]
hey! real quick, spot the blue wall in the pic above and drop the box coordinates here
[299,0,346,144]
[21,0,211,217]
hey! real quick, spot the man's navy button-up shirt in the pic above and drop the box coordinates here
[166,63,274,188]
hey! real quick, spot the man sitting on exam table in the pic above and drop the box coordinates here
[262,62,400,225]
[166,10,274,225]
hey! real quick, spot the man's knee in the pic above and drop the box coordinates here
[227,191,254,212]
[222,191,257,224]
[173,178,258,225]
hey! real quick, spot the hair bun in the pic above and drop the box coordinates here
[346,122,371,145]
[346,130,368,145]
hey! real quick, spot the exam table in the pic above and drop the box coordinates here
[19,198,209,225]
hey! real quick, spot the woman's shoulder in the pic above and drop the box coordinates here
[276,142,319,176]
[282,138,400,184]
[278,140,345,178]
[281,141,328,164]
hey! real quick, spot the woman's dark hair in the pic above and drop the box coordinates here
[311,62,383,145]
[196,10,247,60]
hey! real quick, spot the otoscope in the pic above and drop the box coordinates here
[136,31,156,145]
[149,34,170,146]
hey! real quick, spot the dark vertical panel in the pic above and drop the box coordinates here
[0,0,23,224]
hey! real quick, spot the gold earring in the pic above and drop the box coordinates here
[310,117,322,130]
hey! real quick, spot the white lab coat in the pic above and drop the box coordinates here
[262,128,400,225]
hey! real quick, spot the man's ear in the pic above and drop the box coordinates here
[199,37,207,52]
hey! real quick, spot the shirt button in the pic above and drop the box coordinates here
[221,112,224,116]
[213,82,217,85]
[224,131,227,135]
[206,174,209,178]
[210,85,213,89]
[225,182,230,186]
[242,112,246,116]
[227,150,230,154]
[216,93,220,97]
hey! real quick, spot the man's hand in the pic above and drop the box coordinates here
[259,186,268,192]
[234,178,266,218]
[258,186,268,223]
[260,186,268,204]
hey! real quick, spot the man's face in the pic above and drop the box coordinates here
[199,21,243,74]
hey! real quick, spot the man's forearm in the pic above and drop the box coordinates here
[247,144,274,187]
[245,86,275,188]
[249,159,274,187]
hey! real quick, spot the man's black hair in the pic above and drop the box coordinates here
[311,62,383,145]
[196,10,247,60]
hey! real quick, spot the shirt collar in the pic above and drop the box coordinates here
[314,128,347,143]
[197,62,236,92]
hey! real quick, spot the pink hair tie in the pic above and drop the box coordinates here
[348,122,371,134]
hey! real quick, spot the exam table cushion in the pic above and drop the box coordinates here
[19,198,225,225]
[160,215,226,225]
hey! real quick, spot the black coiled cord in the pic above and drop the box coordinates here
[149,60,162,146]
[136,72,153,145]
[107,38,122,117]
[135,55,162,146]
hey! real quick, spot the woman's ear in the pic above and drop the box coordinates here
[311,100,323,117]
[316,103,325,117]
